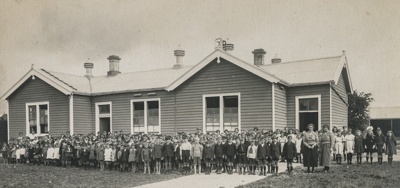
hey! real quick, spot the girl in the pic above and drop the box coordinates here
[354,130,364,164]
[1,143,9,167]
[104,144,112,170]
[128,144,137,173]
[141,143,152,174]
[247,140,257,175]
[88,144,97,169]
[374,128,385,165]
[47,144,55,165]
[153,139,163,174]
[42,143,49,165]
[294,133,303,163]
[334,132,344,164]
[278,134,287,162]
[344,129,355,164]
[53,143,60,166]
[385,130,396,165]
[364,129,375,164]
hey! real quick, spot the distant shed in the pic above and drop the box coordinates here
[370,107,400,136]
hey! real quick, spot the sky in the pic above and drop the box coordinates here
[0,0,399,114]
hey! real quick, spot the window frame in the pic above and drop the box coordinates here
[130,98,161,134]
[295,95,321,131]
[95,101,112,134]
[25,101,50,136]
[202,93,241,134]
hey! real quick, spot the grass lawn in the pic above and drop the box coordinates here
[0,164,183,188]
[238,162,400,188]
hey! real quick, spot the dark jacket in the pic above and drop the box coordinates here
[162,143,174,157]
[270,142,281,160]
[214,143,225,157]
[354,135,364,153]
[153,145,163,159]
[80,148,90,162]
[203,145,214,159]
[225,143,237,156]
[237,144,247,155]
[374,134,386,153]
[283,141,297,160]
[257,144,269,159]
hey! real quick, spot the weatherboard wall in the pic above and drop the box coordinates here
[73,95,93,134]
[286,84,330,129]
[331,72,348,127]
[174,58,273,132]
[274,84,287,130]
[7,77,70,138]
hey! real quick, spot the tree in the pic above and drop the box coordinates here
[348,91,374,131]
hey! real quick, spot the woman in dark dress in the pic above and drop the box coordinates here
[302,124,319,173]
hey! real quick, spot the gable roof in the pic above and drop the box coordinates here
[1,49,353,99]
[260,51,353,92]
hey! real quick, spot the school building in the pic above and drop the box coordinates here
[1,42,353,138]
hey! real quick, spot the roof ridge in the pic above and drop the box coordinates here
[262,55,342,66]
[41,69,78,90]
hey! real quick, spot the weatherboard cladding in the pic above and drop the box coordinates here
[174,58,273,132]
[73,95,93,134]
[8,77,69,138]
[274,84,287,130]
[332,72,348,127]
[286,85,330,129]
[91,91,176,135]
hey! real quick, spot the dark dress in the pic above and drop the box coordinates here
[374,134,385,153]
[302,131,319,167]
[364,134,375,153]
[354,135,364,153]
[385,136,397,155]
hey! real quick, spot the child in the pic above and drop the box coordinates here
[283,135,297,174]
[1,143,9,167]
[270,136,281,175]
[364,129,375,164]
[180,136,192,175]
[385,130,397,165]
[162,137,175,172]
[53,143,60,166]
[203,140,214,175]
[128,144,137,172]
[237,139,247,175]
[141,143,151,174]
[278,134,287,162]
[80,145,90,170]
[191,137,203,175]
[374,128,385,165]
[174,141,182,172]
[294,133,302,163]
[334,132,344,164]
[247,140,257,175]
[214,137,224,174]
[46,144,55,165]
[110,145,117,170]
[136,142,143,172]
[88,144,97,169]
[344,129,355,164]
[354,130,364,164]
[104,144,112,170]
[98,144,105,171]
[153,139,163,174]
[42,143,48,165]
[257,138,268,176]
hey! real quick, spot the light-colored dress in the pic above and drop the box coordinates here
[47,148,54,159]
[295,137,302,153]
[334,136,344,155]
[104,148,112,162]
[53,148,60,159]
[345,134,355,154]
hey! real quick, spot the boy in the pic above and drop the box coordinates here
[163,136,175,173]
[191,137,203,175]
[270,136,281,175]
[225,137,237,175]
[180,136,192,175]
[214,137,225,174]
[203,140,214,175]
[237,139,248,175]
[283,135,297,174]
[247,140,257,175]
[257,138,268,176]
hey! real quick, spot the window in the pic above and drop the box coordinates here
[95,102,112,134]
[296,95,321,132]
[131,99,160,134]
[203,93,240,133]
[26,102,49,135]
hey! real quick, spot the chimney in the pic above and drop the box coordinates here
[173,49,185,69]
[223,43,234,53]
[252,48,266,65]
[107,55,121,76]
[271,54,281,64]
[84,60,94,77]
